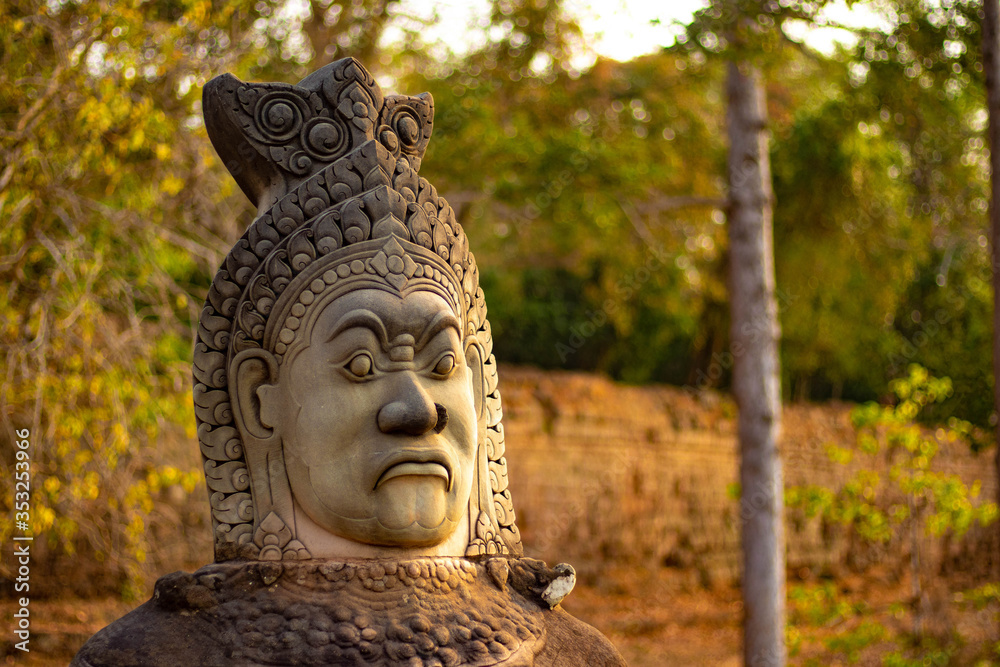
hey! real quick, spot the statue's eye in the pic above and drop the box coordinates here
[433,353,455,376]
[347,353,373,378]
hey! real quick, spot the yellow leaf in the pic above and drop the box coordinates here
[130,129,146,151]
[161,175,184,195]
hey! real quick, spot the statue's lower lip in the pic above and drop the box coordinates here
[375,462,451,491]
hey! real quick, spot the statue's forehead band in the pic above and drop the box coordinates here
[260,236,465,364]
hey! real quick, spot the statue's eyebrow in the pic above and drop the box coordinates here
[415,311,462,349]
[324,309,389,347]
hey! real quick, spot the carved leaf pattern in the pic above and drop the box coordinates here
[286,228,317,272]
[227,240,258,286]
[330,159,363,201]
[247,221,281,260]
[211,491,254,524]
[205,460,251,494]
[340,199,371,245]
[298,177,331,218]
[216,523,254,548]
[406,204,433,249]
[272,198,305,235]
[264,250,293,293]
[198,424,243,461]
[313,210,343,254]
[192,348,227,388]
[248,275,276,317]
[207,272,241,317]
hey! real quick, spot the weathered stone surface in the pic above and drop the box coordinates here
[71,558,624,667]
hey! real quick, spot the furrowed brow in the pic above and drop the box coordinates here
[415,311,462,349]
[324,309,390,347]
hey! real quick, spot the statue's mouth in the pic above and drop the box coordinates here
[374,454,452,492]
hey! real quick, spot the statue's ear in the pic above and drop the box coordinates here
[465,339,487,422]
[230,348,281,441]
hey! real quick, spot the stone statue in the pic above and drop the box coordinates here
[72,58,626,667]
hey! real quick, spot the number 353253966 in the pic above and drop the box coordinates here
[14,429,30,527]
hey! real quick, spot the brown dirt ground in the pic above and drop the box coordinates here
[2,568,996,666]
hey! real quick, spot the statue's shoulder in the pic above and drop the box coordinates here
[73,558,628,667]
[501,558,627,667]
[534,608,627,667]
[71,572,225,666]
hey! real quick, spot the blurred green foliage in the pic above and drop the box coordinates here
[787,365,997,552]
[0,0,423,595]
[786,365,998,662]
[409,0,998,431]
[0,0,278,597]
[1,0,999,596]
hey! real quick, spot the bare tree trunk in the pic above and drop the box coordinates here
[983,0,1000,579]
[726,60,786,667]
[908,482,923,638]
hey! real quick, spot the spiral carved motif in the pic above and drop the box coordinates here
[254,92,308,143]
[288,150,312,175]
[386,106,423,152]
[378,125,400,156]
[302,116,349,160]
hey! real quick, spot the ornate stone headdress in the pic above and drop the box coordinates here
[195,58,520,561]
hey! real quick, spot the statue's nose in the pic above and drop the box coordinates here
[377,372,444,436]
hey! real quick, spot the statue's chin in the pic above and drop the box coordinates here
[308,476,461,548]
[375,475,451,530]
[334,514,459,548]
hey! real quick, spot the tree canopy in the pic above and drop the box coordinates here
[1,0,997,591]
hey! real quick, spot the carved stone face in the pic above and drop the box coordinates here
[258,287,478,551]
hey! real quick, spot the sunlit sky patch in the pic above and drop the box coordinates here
[384,0,889,67]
